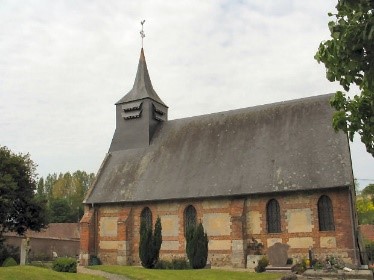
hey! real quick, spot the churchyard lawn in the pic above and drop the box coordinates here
[89,265,284,280]
[0,266,105,280]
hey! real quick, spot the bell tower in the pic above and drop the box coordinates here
[109,48,168,152]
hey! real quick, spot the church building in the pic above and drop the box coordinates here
[80,48,359,267]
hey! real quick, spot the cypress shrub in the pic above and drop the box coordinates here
[139,220,153,268]
[186,224,195,263]
[139,216,162,268]
[186,222,208,269]
[153,217,162,263]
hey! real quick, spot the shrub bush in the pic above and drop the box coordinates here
[255,256,269,273]
[0,243,20,265]
[139,216,162,268]
[186,223,208,269]
[311,255,345,272]
[154,259,172,269]
[291,258,307,274]
[52,257,77,273]
[171,257,189,269]
[2,257,17,267]
[154,258,190,270]
[89,255,101,266]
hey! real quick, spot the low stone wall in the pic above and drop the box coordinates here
[5,236,79,261]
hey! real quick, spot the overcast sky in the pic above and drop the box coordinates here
[1,0,373,189]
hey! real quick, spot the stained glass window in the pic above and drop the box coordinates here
[141,207,152,229]
[318,195,335,231]
[184,205,197,234]
[267,199,281,233]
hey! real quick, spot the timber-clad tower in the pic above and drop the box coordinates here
[109,48,168,151]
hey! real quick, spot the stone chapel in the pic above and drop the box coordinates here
[80,48,360,267]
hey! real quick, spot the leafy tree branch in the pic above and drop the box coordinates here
[315,0,374,156]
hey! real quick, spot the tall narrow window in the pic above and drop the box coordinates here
[141,207,152,229]
[184,205,197,234]
[318,195,335,231]
[267,199,281,233]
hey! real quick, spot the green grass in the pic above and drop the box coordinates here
[0,266,105,280]
[90,265,284,280]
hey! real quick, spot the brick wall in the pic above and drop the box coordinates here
[246,188,357,264]
[80,188,358,267]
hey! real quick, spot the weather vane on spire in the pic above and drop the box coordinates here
[140,20,145,48]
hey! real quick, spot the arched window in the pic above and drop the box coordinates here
[318,195,335,231]
[267,199,281,233]
[184,205,197,234]
[141,207,152,229]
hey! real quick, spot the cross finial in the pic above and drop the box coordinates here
[140,20,145,48]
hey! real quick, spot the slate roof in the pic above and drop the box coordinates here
[116,48,167,107]
[85,94,353,204]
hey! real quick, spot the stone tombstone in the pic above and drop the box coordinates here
[267,242,290,267]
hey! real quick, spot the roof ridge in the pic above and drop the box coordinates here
[166,93,333,123]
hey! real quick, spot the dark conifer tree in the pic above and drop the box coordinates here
[139,217,162,268]
[186,222,208,269]
[153,217,162,263]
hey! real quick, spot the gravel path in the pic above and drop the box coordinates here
[77,266,131,280]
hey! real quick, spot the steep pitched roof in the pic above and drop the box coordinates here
[85,94,353,204]
[116,48,167,106]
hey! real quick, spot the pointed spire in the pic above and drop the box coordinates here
[116,48,167,106]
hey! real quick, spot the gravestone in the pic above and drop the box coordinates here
[267,242,289,266]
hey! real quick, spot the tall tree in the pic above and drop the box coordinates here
[36,177,44,198]
[362,184,374,198]
[153,217,162,264]
[356,184,374,224]
[44,173,57,202]
[49,198,75,223]
[0,146,48,241]
[315,0,374,156]
[186,222,208,269]
[39,171,95,223]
